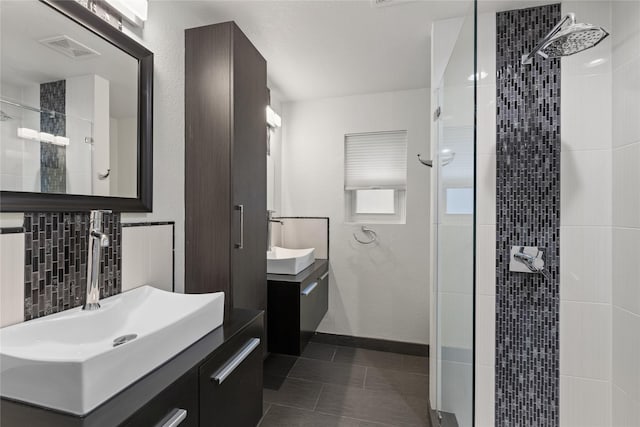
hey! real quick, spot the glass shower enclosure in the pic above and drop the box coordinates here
[429,2,476,426]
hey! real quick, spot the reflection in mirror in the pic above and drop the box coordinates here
[0,0,139,198]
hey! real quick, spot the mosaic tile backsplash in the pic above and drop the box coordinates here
[24,212,122,320]
[495,4,561,426]
[40,80,67,194]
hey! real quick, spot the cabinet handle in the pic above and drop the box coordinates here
[301,281,318,296]
[235,204,244,249]
[319,271,329,281]
[158,408,187,427]
[211,338,260,384]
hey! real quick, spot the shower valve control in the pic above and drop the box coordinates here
[509,246,546,275]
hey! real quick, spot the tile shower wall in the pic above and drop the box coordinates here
[40,80,67,194]
[611,1,640,425]
[495,4,561,426]
[475,10,497,427]
[559,2,613,426]
[23,212,121,320]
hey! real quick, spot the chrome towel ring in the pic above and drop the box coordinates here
[353,226,378,245]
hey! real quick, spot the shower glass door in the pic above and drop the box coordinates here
[432,2,476,426]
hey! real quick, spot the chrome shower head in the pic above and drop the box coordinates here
[539,23,608,58]
[522,13,609,65]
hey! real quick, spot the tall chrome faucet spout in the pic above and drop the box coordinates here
[267,210,284,252]
[83,210,112,311]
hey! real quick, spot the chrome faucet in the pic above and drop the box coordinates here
[511,246,551,280]
[267,210,283,252]
[83,210,111,310]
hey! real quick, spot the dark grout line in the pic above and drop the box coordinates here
[312,408,401,427]
[312,384,324,411]
[362,366,368,388]
[257,403,272,426]
[292,352,430,376]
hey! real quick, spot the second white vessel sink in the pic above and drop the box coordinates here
[267,246,316,275]
[0,286,224,415]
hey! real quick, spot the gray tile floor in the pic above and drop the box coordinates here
[259,340,431,427]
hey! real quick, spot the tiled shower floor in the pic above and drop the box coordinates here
[259,337,431,426]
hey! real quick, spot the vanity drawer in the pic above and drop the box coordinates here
[122,369,198,427]
[199,322,263,427]
[299,269,329,349]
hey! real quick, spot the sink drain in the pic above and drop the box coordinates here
[113,334,137,347]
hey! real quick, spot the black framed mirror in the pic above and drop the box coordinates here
[0,0,153,212]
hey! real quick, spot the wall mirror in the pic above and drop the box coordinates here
[0,0,153,212]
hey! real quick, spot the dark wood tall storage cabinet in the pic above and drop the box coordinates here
[185,22,267,320]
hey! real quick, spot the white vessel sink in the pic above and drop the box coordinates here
[267,246,315,275]
[0,286,224,415]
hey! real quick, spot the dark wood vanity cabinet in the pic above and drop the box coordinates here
[122,369,199,427]
[129,311,264,427]
[199,332,263,426]
[1,310,264,427]
[267,260,329,355]
[185,21,268,318]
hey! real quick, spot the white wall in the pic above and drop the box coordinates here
[611,1,640,425]
[115,117,137,198]
[117,3,216,293]
[280,88,430,344]
[121,224,173,293]
[0,233,24,327]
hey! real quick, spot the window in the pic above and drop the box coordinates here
[344,131,407,223]
[445,187,473,215]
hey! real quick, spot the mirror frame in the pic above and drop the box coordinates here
[0,0,153,212]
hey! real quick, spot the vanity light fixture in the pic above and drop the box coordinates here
[54,136,70,146]
[17,128,70,146]
[104,0,148,27]
[266,105,282,128]
[17,127,40,141]
[39,132,55,143]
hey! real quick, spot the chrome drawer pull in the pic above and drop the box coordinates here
[212,338,260,384]
[319,271,329,281]
[301,281,318,296]
[159,408,187,427]
[235,204,244,249]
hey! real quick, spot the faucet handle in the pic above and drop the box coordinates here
[509,246,550,280]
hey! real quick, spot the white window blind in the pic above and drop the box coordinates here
[344,131,408,190]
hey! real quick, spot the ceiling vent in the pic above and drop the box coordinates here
[38,35,100,60]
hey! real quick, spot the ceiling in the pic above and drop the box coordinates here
[172,0,473,101]
[167,0,559,102]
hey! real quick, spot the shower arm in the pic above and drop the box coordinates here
[521,13,576,65]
